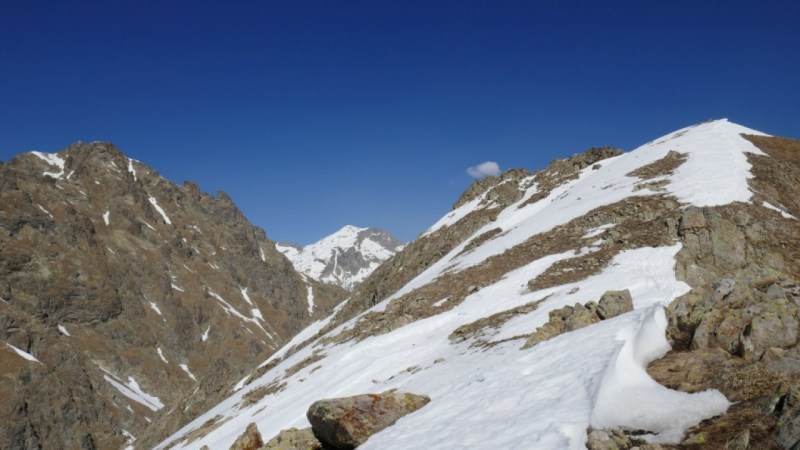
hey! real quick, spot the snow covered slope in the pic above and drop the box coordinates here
[156,120,785,449]
[277,225,404,291]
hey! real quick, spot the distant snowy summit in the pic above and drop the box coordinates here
[277,225,404,291]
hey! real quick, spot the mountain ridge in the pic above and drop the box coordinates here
[156,119,800,449]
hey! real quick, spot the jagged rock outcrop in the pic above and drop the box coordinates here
[277,226,404,291]
[0,142,348,449]
[306,391,430,449]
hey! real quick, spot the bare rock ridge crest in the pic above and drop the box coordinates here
[155,120,800,450]
[0,142,348,450]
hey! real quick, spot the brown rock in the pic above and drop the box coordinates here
[264,427,322,450]
[306,391,430,449]
[229,422,264,450]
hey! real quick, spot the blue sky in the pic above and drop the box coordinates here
[1,1,798,244]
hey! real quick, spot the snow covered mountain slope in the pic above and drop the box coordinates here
[156,120,800,449]
[276,226,404,291]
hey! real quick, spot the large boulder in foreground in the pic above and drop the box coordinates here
[306,391,430,449]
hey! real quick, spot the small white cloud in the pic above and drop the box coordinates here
[466,161,501,179]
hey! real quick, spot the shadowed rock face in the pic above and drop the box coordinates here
[0,142,348,450]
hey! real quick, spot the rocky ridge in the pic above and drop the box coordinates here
[276,226,404,291]
[155,119,800,449]
[0,142,347,450]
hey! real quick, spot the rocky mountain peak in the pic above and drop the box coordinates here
[0,142,348,449]
[277,226,404,291]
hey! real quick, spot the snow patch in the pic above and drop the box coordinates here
[149,196,172,225]
[128,158,137,181]
[582,223,615,239]
[240,288,253,305]
[140,219,156,231]
[157,347,168,364]
[103,210,110,225]
[103,373,164,412]
[5,343,40,363]
[149,301,163,316]
[31,151,66,178]
[762,201,797,220]
[36,204,53,218]
[180,363,197,382]
[208,290,271,336]
[58,325,71,336]
[202,327,211,342]
[306,286,315,315]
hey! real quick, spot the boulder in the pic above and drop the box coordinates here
[306,391,430,449]
[596,290,634,320]
[229,422,264,450]
[264,427,322,450]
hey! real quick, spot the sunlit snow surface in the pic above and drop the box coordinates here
[158,120,765,449]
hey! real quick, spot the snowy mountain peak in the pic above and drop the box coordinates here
[277,226,404,291]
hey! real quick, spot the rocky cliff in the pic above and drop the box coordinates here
[155,120,800,450]
[0,142,348,450]
[276,226,404,291]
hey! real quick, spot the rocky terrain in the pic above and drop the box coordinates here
[155,120,800,450]
[276,226,403,291]
[0,142,348,450]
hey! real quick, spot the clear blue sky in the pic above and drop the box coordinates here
[1,1,798,244]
